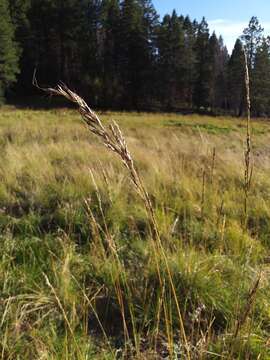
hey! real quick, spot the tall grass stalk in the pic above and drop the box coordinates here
[43,273,83,358]
[33,79,192,358]
[243,49,253,225]
[233,274,261,340]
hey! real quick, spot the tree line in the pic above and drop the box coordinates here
[1,0,270,115]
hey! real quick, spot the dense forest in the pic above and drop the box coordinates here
[1,0,270,115]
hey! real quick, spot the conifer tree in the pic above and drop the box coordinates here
[241,16,263,68]
[227,39,245,116]
[9,0,30,44]
[119,0,157,109]
[138,0,159,107]
[193,17,211,109]
[208,33,228,110]
[8,0,31,93]
[4,1,270,114]
[100,0,121,107]
[182,16,197,108]
[208,32,219,108]
[215,36,229,110]
[0,0,19,102]
[28,0,101,100]
[156,10,186,109]
[252,38,270,116]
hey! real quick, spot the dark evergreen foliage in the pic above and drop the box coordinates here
[2,1,270,115]
[227,39,246,116]
[241,16,264,68]
[252,38,270,116]
[0,0,20,102]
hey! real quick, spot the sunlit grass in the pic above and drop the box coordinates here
[0,108,270,358]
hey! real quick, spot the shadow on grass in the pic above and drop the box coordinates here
[166,120,232,134]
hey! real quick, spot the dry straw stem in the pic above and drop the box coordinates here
[33,75,159,242]
[233,273,261,339]
[43,273,82,357]
[33,77,191,359]
[243,49,253,223]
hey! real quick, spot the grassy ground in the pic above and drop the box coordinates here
[1,107,270,359]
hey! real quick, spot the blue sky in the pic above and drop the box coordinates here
[153,0,270,52]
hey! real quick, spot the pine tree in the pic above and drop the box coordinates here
[156,10,186,109]
[28,0,101,101]
[182,16,197,108]
[137,0,159,107]
[193,17,211,109]
[227,39,245,116]
[118,0,142,108]
[0,0,19,102]
[119,0,157,109]
[79,0,102,103]
[100,0,121,107]
[252,38,270,115]
[9,0,31,93]
[208,32,219,108]
[241,16,263,68]
[2,1,258,113]
[208,33,229,110]
[215,36,229,110]
[9,0,30,41]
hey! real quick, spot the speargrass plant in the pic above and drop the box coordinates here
[34,78,192,358]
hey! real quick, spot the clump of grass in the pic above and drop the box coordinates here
[35,81,194,358]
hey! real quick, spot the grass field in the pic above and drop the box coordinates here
[1,107,270,359]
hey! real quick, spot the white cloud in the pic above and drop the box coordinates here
[208,19,270,53]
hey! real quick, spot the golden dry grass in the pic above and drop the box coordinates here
[0,107,270,358]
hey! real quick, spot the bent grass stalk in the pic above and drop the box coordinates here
[43,273,83,358]
[233,274,261,339]
[34,78,191,358]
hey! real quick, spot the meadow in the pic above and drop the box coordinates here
[1,106,270,359]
